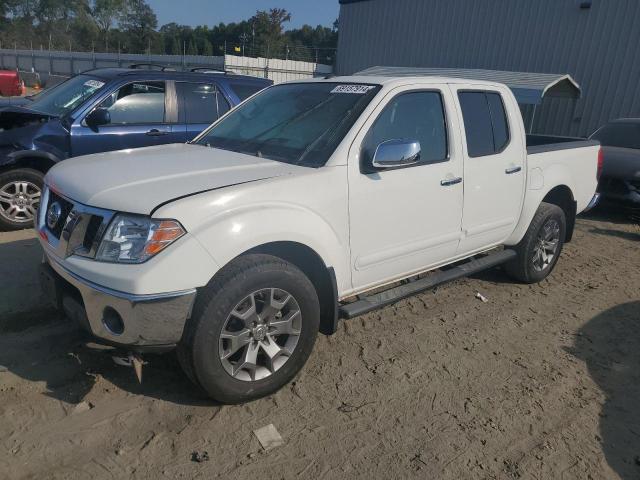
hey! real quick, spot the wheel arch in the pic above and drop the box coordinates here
[1,151,58,175]
[541,185,577,242]
[240,241,340,336]
[507,182,577,246]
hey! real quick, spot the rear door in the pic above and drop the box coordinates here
[177,82,231,142]
[71,80,183,156]
[450,85,526,254]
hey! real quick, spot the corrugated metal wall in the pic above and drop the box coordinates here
[336,0,640,136]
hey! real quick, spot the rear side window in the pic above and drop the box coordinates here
[458,91,510,157]
[178,82,230,124]
[362,91,448,166]
[487,93,509,152]
[230,83,265,101]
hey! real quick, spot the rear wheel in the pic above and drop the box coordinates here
[178,254,320,404]
[0,168,43,231]
[506,202,566,283]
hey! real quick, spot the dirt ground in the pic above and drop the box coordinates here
[0,206,639,480]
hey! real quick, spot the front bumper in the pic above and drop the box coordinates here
[40,254,197,350]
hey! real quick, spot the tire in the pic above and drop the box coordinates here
[0,168,44,231]
[178,254,320,404]
[505,202,566,284]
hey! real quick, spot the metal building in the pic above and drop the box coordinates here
[336,0,640,137]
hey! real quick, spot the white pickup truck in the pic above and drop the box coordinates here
[38,75,601,403]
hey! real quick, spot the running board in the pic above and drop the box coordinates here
[339,249,517,319]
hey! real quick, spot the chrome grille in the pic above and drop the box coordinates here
[38,185,115,259]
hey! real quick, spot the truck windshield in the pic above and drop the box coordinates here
[195,82,381,167]
[28,75,107,116]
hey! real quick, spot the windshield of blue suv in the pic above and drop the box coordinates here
[28,74,107,116]
[195,82,381,167]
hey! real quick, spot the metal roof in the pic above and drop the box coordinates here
[355,66,581,105]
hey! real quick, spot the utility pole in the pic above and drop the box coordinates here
[252,23,255,54]
[239,33,248,57]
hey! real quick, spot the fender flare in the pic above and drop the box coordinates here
[188,202,350,292]
[507,164,576,245]
[2,150,61,170]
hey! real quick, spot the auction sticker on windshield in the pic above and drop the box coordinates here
[84,80,105,89]
[331,85,376,94]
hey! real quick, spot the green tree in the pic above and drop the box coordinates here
[92,0,125,49]
[186,39,197,56]
[201,39,213,56]
[118,0,157,52]
[249,8,291,55]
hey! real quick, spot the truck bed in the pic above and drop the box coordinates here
[525,135,600,215]
[526,134,599,154]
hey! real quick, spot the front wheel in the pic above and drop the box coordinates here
[178,254,320,404]
[0,168,44,231]
[505,202,566,283]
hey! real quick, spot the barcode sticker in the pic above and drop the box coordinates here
[84,80,105,89]
[331,85,376,94]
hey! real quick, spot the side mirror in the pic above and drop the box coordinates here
[85,107,110,128]
[372,139,421,169]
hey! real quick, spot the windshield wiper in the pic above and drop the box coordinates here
[297,107,355,165]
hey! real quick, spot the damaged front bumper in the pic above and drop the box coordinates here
[40,254,196,352]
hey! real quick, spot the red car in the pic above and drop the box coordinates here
[0,70,24,97]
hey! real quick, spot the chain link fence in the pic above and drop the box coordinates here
[0,46,334,87]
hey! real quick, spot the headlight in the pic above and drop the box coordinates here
[96,214,185,264]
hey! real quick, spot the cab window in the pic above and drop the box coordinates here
[458,91,510,157]
[362,91,448,168]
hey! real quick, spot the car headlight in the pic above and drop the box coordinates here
[96,214,186,264]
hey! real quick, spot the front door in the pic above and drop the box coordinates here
[71,80,183,156]
[348,86,464,292]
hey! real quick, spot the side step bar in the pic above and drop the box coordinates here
[339,249,517,319]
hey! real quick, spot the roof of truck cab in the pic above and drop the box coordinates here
[292,75,507,89]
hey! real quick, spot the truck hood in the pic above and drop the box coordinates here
[46,143,310,214]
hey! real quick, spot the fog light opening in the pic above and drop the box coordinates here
[102,307,125,336]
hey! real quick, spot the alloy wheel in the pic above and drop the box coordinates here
[219,288,302,382]
[531,218,560,272]
[0,181,41,224]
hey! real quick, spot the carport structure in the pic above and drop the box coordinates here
[356,66,582,132]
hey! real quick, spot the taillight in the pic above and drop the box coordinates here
[597,147,604,180]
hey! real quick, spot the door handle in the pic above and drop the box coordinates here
[505,166,522,174]
[146,129,169,137]
[440,177,463,186]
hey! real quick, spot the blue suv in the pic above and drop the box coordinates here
[0,66,272,230]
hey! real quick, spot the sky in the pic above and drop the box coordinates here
[145,0,340,29]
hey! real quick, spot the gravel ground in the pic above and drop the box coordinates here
[0,207,639,480]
